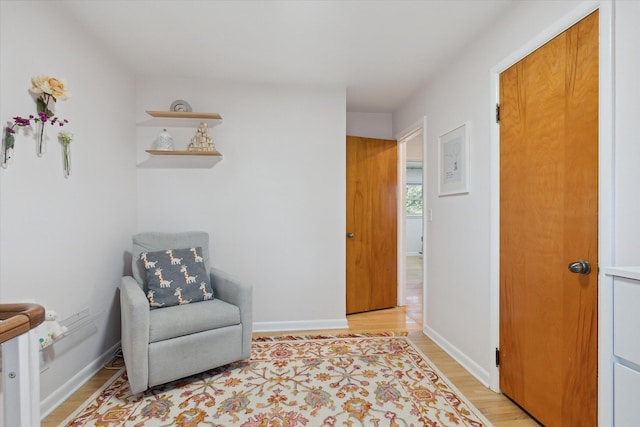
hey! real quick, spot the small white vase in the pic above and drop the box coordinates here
[63,142,71,178]
[154,129,174,150]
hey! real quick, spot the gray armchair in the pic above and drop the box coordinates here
[120,231,252,394]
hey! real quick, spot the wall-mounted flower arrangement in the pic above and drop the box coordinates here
[58,131,73,178]
[2,75,73,177]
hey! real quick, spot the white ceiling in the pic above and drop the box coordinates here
[61,0,515,113]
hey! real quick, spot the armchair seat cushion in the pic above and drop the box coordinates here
[148,299,241,343]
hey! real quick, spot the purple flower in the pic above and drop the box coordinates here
[12,116,31,126]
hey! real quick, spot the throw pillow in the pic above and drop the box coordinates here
[140,247,213,309]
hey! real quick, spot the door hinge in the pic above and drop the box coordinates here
[495,104,500,124]
[495,348,500,367]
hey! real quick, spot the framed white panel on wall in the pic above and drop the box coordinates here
[438,122,470,196]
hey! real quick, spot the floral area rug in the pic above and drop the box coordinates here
[62,333,492,426]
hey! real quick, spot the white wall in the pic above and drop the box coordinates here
[406,135,424,162]
[614,0,640,266]
[135,78,347,330]
[0,0,137,412]
[346,112,393,139]
[393,0,583,384]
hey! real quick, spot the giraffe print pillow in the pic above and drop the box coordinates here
[140,247,214,309]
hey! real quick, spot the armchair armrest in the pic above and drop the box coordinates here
[120,276,150,394]
[210,268,253,359]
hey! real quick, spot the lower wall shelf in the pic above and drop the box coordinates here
[138,150,222,168]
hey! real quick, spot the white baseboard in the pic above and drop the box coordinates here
[40,341,121,419]
[253,318,349,333]
[422,325,491,388]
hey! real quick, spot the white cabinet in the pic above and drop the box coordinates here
[605,267,640,426]
[614,363,640,427]
[614,277,640,365]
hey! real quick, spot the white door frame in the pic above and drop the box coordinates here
[488,2,614,424]
[396,117,427,308]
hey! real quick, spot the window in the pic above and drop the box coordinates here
[406,184,423,216]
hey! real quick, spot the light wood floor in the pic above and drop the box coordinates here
[43,256,539,426]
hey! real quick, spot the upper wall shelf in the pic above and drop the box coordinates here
[138,110,223,128]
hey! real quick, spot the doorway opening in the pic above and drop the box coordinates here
[404,160,424,327]
[396,118,426,329]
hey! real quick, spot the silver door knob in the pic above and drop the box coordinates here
[568,260,591,275]
[347,232,355,238]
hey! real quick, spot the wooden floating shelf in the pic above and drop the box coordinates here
[139,150,223,169]
[145,150,222,156]
[146,111,222,120]
[139,111,223,127]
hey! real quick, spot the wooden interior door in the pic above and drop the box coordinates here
[499,11,599,427]
[346,136,397,314]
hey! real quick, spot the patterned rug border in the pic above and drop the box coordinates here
[252,331,408,342]
[62,332,493,427]
[402,336,494,427]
